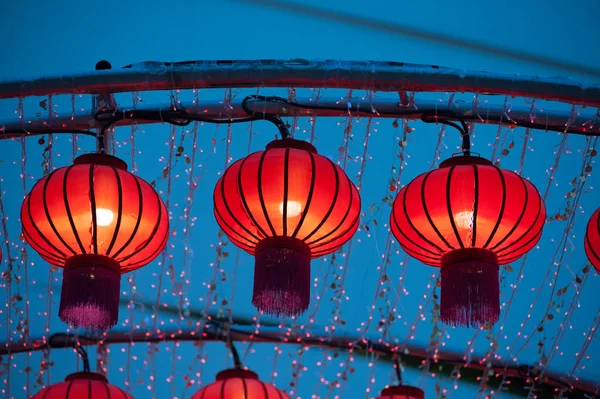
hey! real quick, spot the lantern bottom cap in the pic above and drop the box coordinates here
[252,236,311,317]
[59,255,121,331]
[440,248,500,328]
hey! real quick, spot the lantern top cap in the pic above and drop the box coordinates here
[380,385,425,398]
[439,154,494,168]
[64,372,108,383]
[216,368,259,381]
[73,153,128,170]
[265,138,318,154]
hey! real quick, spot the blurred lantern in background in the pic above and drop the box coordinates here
[376,385,425,399]
[191,368,289,399]
[585,207,600,273]
[32,371,134,399]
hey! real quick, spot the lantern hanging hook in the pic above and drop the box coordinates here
[421,112,471,156]
[241,95,292,139]
[75,344,92,372]
[393,355,403,385]
[96,125,109,154]
[93,111,120,154]
[224,326,243,369]
[48,333,92,372]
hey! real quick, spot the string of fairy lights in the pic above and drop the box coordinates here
[0,85,599,399]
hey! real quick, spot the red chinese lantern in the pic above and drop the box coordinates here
[191,369,288,399]
[390,155,545,327]
[21,153,169,330]
[585,208,600,272]
[376,385,425,399]
[213,138,361,317]
[32,372,133,398]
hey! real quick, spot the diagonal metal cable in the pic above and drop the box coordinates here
[232,0,600,79]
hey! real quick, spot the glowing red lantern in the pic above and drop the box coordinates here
[191,369,288,399]
[21,153,169,330]
[376,385,425,399]
[213,138,360,317]
[390,155,545,327]
[585,208,600,272]
[32,372,133,398]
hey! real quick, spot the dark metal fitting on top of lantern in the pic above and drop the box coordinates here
[21,122,170,332]
[375,356,425,399]
[214,105,361,318]
[191,330,290,399]
[32,336,133,398]
[390,113,546,328]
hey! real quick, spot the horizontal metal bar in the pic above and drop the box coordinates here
[0,59,599,107]
[2,326,594,396]
[1,97,598,138]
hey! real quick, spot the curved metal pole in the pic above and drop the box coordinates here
[2,327,595,397]
[1,97,599,139]
[0,59,599,106]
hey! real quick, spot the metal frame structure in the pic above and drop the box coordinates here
[0,59,599,106]
[1,323,595,398]
[1,59,599,398]
[1,97,599,139]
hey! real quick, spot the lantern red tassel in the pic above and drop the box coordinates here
[59,254,121,331]
[440,249,499,327]
[253,236,311,317]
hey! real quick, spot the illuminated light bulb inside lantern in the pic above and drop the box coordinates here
[454,210,474,230]
[95,208,114,227]
[279,201,302,217]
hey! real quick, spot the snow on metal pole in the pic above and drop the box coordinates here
[0,60,599,106]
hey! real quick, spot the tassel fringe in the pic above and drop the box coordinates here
[440,253,500,328]
[252,237,311,317]
[59,255,121,331]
